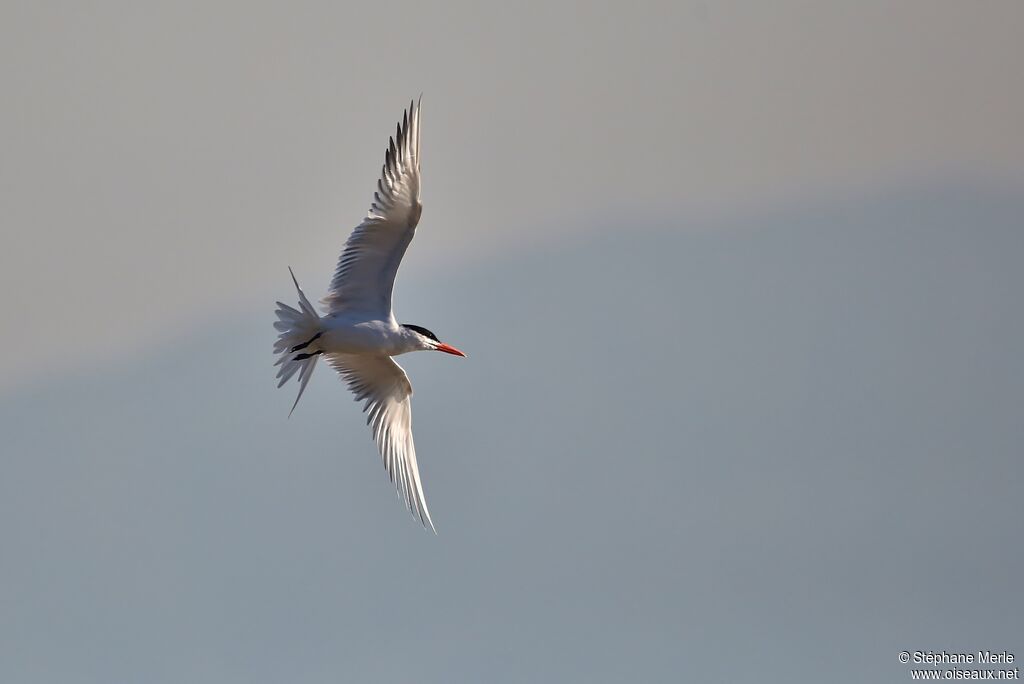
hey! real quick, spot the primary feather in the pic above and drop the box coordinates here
[321,98,422,318]
[328,353,434,531]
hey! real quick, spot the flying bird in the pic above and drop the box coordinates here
[273,98,464,532]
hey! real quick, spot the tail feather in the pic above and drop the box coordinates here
[274,268,323,416]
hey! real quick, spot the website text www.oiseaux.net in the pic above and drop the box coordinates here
[901,651,1018,680]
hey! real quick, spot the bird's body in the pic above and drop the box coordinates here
[272,98,464,532]
[320,315,413,356]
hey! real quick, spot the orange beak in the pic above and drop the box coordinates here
[435,342,467,357]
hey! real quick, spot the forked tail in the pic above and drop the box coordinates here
[273,268,323,416]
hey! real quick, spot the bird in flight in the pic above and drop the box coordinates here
[273,98,464,532]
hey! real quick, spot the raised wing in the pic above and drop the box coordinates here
[327,352,435,531]
[322,99,423,318]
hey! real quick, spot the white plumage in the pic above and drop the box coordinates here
[273,98,465,532]
[321,100,422,317]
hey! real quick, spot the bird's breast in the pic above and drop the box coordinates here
[320,319,408,356]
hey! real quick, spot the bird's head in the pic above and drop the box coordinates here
[401,323,467,357]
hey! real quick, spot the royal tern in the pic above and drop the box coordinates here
[273,98,464,531]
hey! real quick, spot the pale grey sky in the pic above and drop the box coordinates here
[2,185,1021,682]
[1,1,1022,388]
[1,3,1022,682]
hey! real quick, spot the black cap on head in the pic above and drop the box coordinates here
[401,323,439,343]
